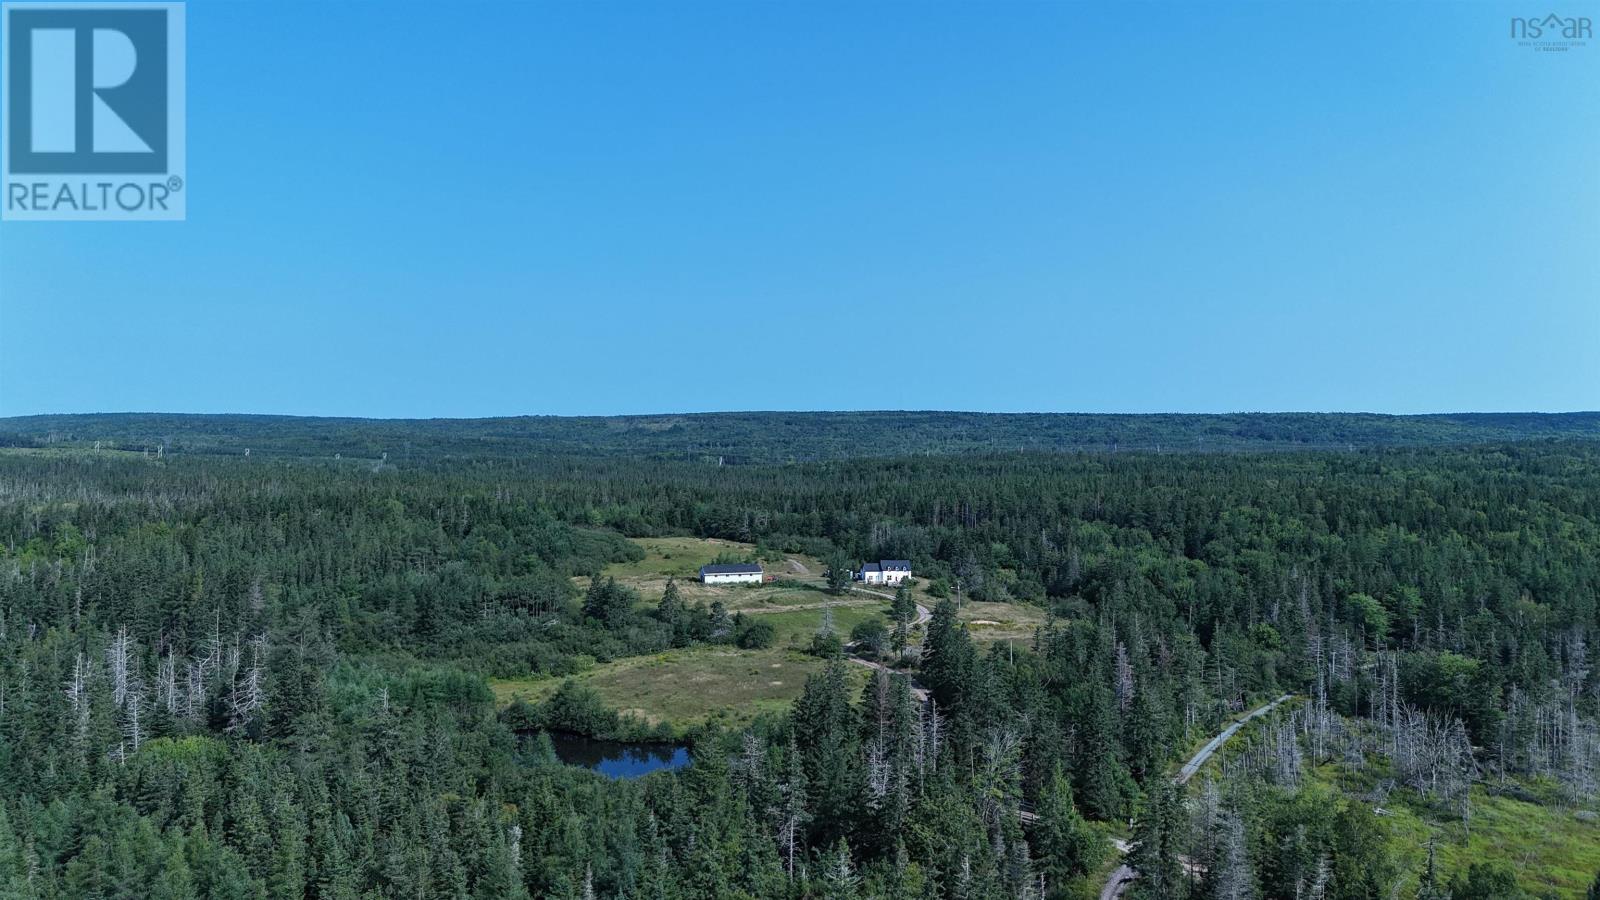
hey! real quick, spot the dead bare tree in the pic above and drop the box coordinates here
[776,734,808,879]
[865,737,890,808]
[913,697,944,779]
[63,652,90,753]
[976,725,1023,831]
[1387,706,1473,827]
[226,636,266,733]
[157,650,178,714]
[121,683,146,756]
[1114,641,1135,713]
[1212,810,1255,900]
[105,625,134,709]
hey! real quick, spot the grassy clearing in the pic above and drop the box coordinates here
[589,536,826,605]
[1386,784,1600,898]
[720,583,843,612]
[601,536,756,580]
[754,604,885,649]
[603,536,824,582]
[1303,761,1600,897]
[1435,787,1600,896]
[955,600,1048,645]
[619,576,890,631]
[1203,711,1600,897]
[490,646,868,732]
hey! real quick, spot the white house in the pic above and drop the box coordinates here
[859,560,912,586]
[700,562,764,585]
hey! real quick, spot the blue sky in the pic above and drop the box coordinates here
[2,0,1596,417]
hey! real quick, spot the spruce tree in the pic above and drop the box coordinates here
[825,551,853,596]
[1129,780,1188,900]
[819,839,860,900]
[0,808,28,896]
[1034,765,1101,895]
[657,577,682,628]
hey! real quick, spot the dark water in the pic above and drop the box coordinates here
[546,732,691,779]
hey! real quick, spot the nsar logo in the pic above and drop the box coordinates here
[1510,12,1592,52]
[2,2,185,221]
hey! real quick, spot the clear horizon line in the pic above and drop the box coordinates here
[4,408,1599,422]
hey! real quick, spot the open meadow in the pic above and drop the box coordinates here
[1306,762,1600,897]
[490,646,870,732]
[599,536,1050,646]
[584,535,824,602]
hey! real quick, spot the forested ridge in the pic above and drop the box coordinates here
[4,411,1599,464]
[0,438,1598,898]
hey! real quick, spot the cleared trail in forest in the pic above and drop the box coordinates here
[839,587,933,701]
[846,655,931,702]
[1094,693,1293,900]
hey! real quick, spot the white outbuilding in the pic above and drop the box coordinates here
[700,562,764,584]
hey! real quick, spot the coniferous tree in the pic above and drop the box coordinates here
[891,584,916,655]
[1326,803,1395,900]
[1033,765,1101,897]
[825,552,853,596]
[1449,862,1528,900]
[819,839,860,900]
[1129,780,1188,900]
[582,576,637,627]
[922,601,975,709]
[708,601,733,642]
[0,807,27,896]
[792,660,862,847]
[1073,681,1131,820]
[657,577,685,644]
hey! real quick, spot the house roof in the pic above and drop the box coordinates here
[700,563,763,575]
[881,560,911,570]
[861,563,881,573]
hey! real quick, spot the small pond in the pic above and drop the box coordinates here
[546,732,692,779]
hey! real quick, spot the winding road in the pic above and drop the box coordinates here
[1096,694,1293,900]
[847,654,930,701]
[777,559,932,628]
[835,572,1291,899]
[790,558,1289,900]
[849,585,931,627]
[842,587,933,699]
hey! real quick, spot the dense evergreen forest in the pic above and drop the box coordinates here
[0,426,1598,898]
[5,410,1600,464]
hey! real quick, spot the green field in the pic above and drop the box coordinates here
[504,534,904,729]
[1305,763,1600,897]
[720,583,853,611]
[751,603,885,649]
[600,536,762,581]
[490,646,869,732]
[1197,705,1600,897]
[601,536,1053,651]
[589,535,825,603]
[542,534,1055,726]
[955,599,1049,645]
